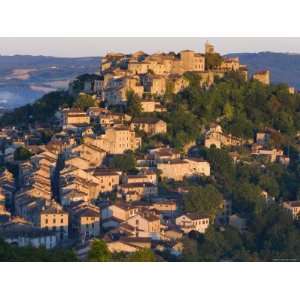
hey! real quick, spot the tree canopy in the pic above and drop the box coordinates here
[88,239,112,262]
[184,185,223,221]
[14,146,32,161]
[0,238,77,262]
[126,90,142,117]
[127,249,156,262]
[108,151,137,173]
[73,93,97,111]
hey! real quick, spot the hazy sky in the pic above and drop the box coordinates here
[0,37,300,57]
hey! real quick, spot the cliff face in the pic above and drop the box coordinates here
[227,52,300,89]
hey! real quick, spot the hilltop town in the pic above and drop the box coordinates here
[1,42,300,261]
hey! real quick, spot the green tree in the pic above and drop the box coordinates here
[88,239,111,262]
[182,236,199,261]
[0,238,77,262]
[14,147,32,161]
[205,53,222,70]
[183,72,201,87]
[73,93,97,111]
[184,185,223,221]
[232,182,265,217]
[127,249,156,262]
[109,151,137,173]
[223,101,234,121]
[126,90,142,117]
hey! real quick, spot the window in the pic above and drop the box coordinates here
[61,219,64,224]
[45,219,48,224]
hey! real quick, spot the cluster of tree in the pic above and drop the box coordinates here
[108,151,137,173]
[183,185,223,221]
[196,146,300,215]
[205,53,223,70]
[126,90,142,117]
[87,239,156,262]
[0,238,77,262]
[182,204,300,261]
[157,72,300,149]
[73,93,98,111]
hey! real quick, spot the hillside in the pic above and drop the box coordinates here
[0,55,99,109]
[227,52,300,89]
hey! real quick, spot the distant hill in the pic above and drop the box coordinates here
[227,52,300,89]
[0,55,100,109]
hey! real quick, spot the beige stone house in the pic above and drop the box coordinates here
[176,213,210,233]
[101,202,140,230]
[85,126,141,154]
[39,200,69,241]
[149,147,181,163]
[62,108,90,127]
[65,156,92,170]
[0,217,57,249]
[150,200,177,217]
[71,143,106,167]
[130,117,167,136]
[140,100,166,113]
[204,124,244,149]
[180,50,205,72]
[69,202,100,240]
[283,201,300,219]
[253,70,270,85]
[93,168,121,193]
[220,57,240,71]
[120,182,158,202]
[157,158,210,181]
[251,144,284,162]
[141,74,167,95]
[123,170,157,185]
[126,210,161,240]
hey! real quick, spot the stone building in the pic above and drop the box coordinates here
[180,50,205,72]
[176,213,210,234]
[253,70,270,85]
[157,158,210,181]
[204,124,244,149]
[39,200,69,241]
[85,126,141,154]
[71,143,106,167]
[283,201,300,219]
[125,210,161,240]
[69,201,100,241]
[220,57,240,71]
[93,168,121,193]
[130,117,167,136]
[62,108,90,127]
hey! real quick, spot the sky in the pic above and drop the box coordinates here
[0,37,300,57]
